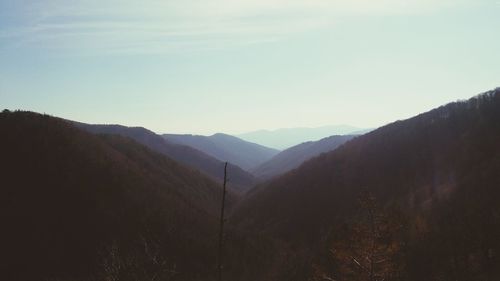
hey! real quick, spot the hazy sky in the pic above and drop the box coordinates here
[1,0,499,134]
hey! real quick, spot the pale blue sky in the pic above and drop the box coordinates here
[1,0,499,134]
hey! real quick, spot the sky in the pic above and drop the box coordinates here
[1,0,499,135]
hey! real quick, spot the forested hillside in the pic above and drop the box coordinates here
[0,111,276,281]
[233,89,500,280]
[76,123,257,192]
[2,89,499,281]
[252,135,356,179]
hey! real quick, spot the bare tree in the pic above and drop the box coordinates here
[330,192,404,281]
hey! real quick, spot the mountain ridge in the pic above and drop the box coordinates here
[252,134,357,180]
[163,132,279,171]
[0,111,229,280]
[75,123,257,192]
[232,88,500,280]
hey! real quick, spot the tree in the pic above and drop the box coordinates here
[329,192,405,281]
[100,237,178,281]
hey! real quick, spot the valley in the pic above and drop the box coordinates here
[1,88,499,281]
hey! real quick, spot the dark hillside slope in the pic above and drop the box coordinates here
[233,89,500,280]
[252,135,356,179]
[0,111,233,281]
[163,133,279,170]
[76,123,257,192]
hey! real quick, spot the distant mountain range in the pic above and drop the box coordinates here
[237,125,369,149]
[162,133,279,170]
[251,135,356,179]
[75,123,257,192]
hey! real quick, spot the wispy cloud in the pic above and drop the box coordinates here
[0,0,484,55]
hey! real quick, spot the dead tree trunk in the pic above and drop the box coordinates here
[217,162,228,281]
